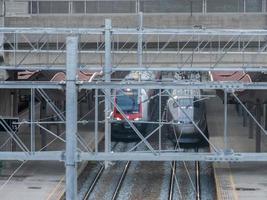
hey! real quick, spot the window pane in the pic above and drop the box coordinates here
[246,0,262,12]
[73,2,85,13]
[51,2,69,13]
[39,1,69,14]
[39,2,51,13]
[207,0,244,12]
[140,0,202,13]
[29,2,38,14]
[86,2,97,13]
[86,1,135,13]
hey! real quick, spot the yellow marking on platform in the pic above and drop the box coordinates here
[229,166,239,200]
[45,134,104,200]
[46,176,65,200]
[213,162,239,200]
[213,164,223,200]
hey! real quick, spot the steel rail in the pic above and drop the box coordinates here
[168,161,176,200]
[195,148,201,200]
[82,165,105,200]
[82,142,120,200]
[111,161,131,200]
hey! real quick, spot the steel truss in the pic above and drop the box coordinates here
[4,23,267,69]
[1,20,267,199]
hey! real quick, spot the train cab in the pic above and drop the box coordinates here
[111,88,148,141]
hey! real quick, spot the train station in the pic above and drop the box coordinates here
[0,0,267,199]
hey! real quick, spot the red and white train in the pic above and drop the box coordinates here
[111,71,160,141]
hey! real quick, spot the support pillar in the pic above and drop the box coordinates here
[30,88,35,153]
[248,103,254,139]
[138,12,143,68]
[95,89,98,153]
[10,90,18,151]
[65,36,78,200]
[264,103,267,130]
[242,102,248,127]
[256,99,261,152]
[236,103,241,116]
[104,19,112,167]
[223,91,228,151]
[40,100,47,150]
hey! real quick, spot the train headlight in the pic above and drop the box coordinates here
[116,117,122,121]
[134,118,141,121]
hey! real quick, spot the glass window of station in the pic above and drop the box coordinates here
[28,0,265,14]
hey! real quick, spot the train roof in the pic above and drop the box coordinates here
[125,71,158,81]
[172,88,201,99]
[171,72,201,99]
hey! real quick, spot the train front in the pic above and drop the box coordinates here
[167,92,208,144]
[111,88,146,141]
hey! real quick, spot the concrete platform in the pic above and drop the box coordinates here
[0,127,104,200]
[207,95,267,200]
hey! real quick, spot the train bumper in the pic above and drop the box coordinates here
[171,123,207,144]
[111,122,145,141]
[174,124,196,134]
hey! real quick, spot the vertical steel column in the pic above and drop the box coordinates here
[159,89,161,153]
[248,103,254,139]
[223,91,228,150]
[236,103,241,116]
[104,19,112,165]
[263,103,267,130]
[202,0,206,14]
[242,102,247,127]
[65,36,78,200]
[138,12,143,68]
[30,89,35,153]
[264,103,267,130]
[136,0,140,13]
[95,89,98,153]
[40,99,47,150]
[256,100,261,152]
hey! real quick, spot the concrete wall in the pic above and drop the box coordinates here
[4,14,267,29]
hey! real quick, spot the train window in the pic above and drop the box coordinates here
[173,98,193,108]
[116,90,139,113]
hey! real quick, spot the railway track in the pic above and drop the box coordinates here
[168,161,176,200]
[82,164,105,200]
[168,147,204,200]
[79,144,214,200]
[111,161,131,200]
[195,160,201,200]
[81,142,135,200]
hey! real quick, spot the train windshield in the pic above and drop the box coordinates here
[116,89,139,113]
[173,98,193,108]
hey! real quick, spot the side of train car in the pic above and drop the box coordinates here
[111,71,160,141]
[166,88,208,145]
[166,73,208,145]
